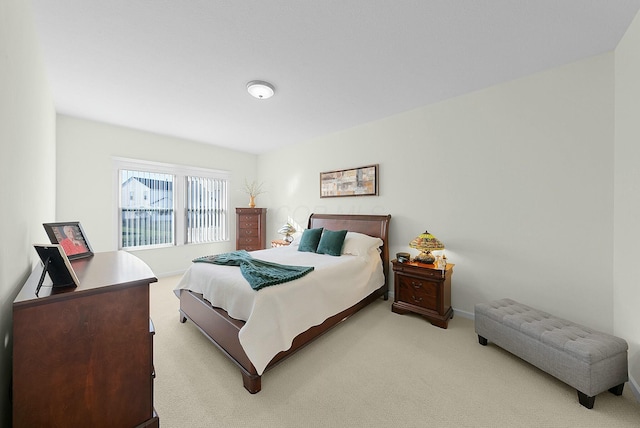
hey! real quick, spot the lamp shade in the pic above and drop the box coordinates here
[409,230,444,264]
[278,223,296,242]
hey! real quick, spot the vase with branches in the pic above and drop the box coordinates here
[243,179,266,208]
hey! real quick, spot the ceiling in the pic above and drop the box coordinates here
[31,1,640,155]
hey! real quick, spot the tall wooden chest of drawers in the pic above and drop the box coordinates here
[12,251,159,427]
[236,207,267,251]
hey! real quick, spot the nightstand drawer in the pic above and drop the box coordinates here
[397,275,438,310]
[394,263,445,278]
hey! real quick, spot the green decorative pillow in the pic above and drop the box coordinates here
[298,228,323,253]
[316,229,348,256]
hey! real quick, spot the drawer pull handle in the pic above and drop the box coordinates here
[411,281,422,289]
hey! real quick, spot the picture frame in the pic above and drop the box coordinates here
[43,221,94,260]
[320,164,379,198]
[33,244,80,296]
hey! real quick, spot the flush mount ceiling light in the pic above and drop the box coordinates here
[247,80,275,99]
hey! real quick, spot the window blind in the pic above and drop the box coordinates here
[186,176,228,244]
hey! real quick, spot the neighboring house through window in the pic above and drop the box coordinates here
[120,172,175,248]
[114,157,230,250]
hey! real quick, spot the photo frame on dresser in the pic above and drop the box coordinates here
[320,164,378,198]
[43,221,93,259]
[33,244,79,296]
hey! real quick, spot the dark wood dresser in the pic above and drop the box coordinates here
[12,251,159,428]
[235,207,267,250]
[391,259,454,329]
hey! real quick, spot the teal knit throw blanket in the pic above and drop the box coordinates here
[193,250,314,291]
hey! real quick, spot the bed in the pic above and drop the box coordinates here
[176,213,391,393]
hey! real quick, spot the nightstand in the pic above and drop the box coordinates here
[271,239,290,248]
[391,259,454,329]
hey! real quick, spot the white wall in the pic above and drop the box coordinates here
[614,9,640,400]
[55,115,258,275]
[0,0,56,425]
[260,53,616,332]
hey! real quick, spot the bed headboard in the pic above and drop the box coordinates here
[307,213,392,291]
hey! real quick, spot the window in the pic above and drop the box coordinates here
[114,158,229,250]
[120,170,174,248]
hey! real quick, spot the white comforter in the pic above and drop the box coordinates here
[174,244,384,375]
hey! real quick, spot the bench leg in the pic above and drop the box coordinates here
[478,335,488,346]
[577,383,624,408]
[609,383,625,396]
[577,391,595,409]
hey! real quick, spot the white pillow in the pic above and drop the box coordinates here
[288,233,302,246]
[341,232,383,256]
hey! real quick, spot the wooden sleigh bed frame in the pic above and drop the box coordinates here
[178,213,391,393]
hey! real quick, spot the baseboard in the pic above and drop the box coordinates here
[454,308,474,320]
[386,296,474,321]
[630,373,640,402]
[156,270,186,278]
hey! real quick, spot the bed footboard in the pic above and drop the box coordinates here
[179,289,261,392]
[179,283,386,393]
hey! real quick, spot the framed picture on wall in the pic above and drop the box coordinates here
[43,221,94,260]
[320,164,379,198]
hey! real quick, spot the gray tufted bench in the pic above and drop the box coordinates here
[475,298,628,409]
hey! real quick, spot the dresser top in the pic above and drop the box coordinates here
[235,207,267,213]
[15,251,157,306]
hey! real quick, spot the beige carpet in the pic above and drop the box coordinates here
[150,276,640,427]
